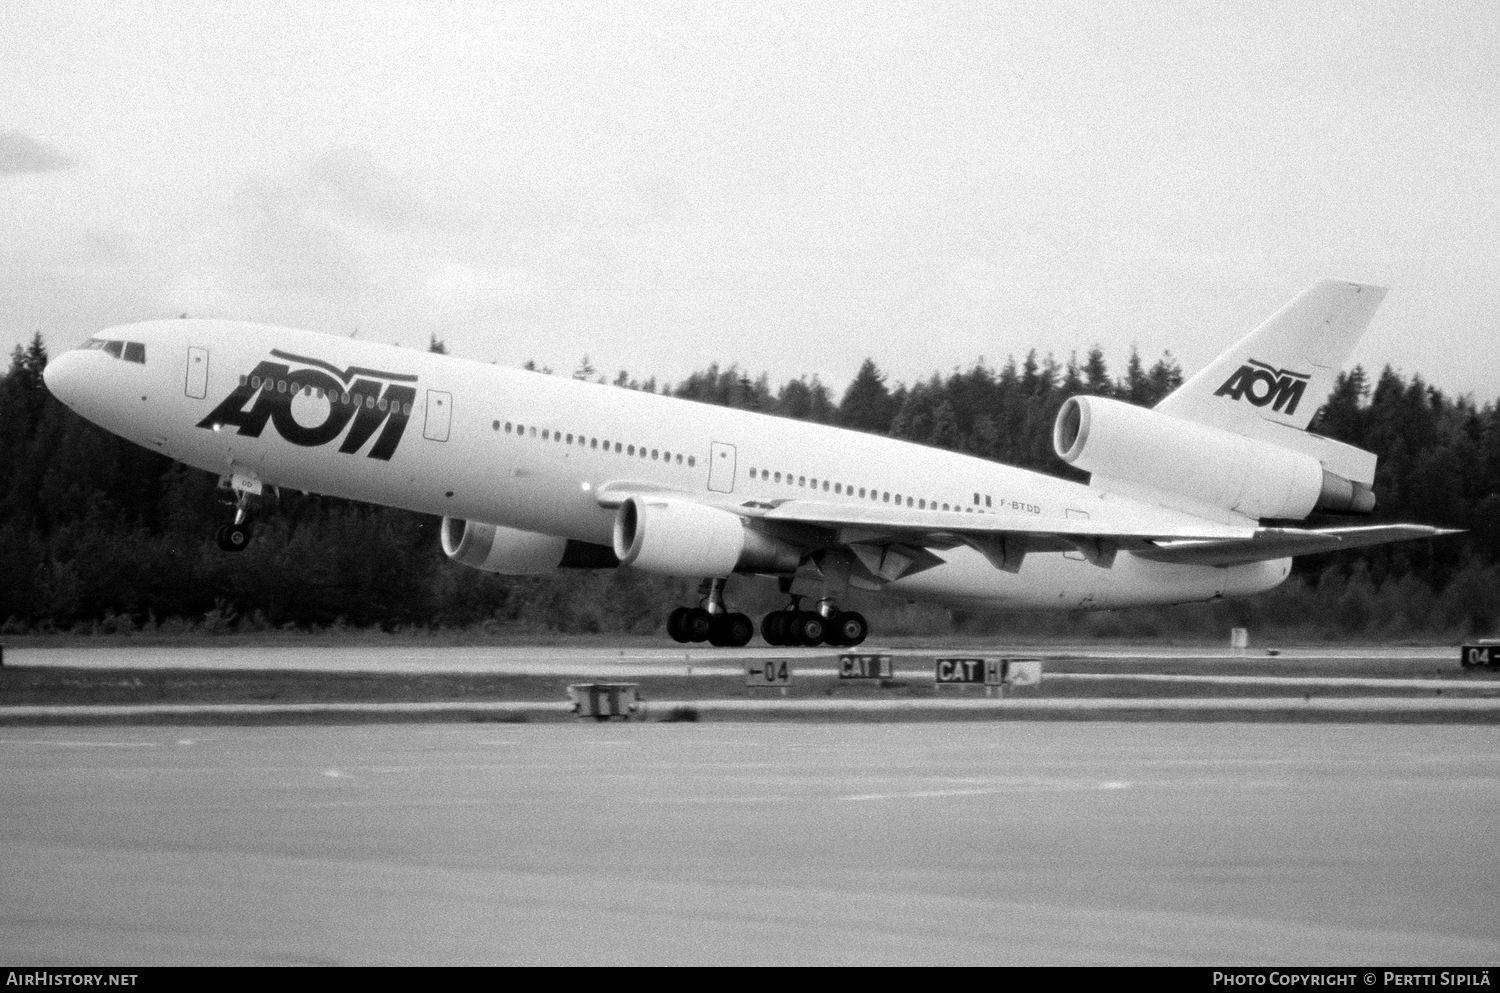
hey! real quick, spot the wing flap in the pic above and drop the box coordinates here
[1131,524,1459,567]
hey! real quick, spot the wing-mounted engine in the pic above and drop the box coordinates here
[441,517,618,574]
[612,496,802,577]
[1053,395,1375,520]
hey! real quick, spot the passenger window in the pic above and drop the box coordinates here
[628,445,635,455]
[652,449,659,460]
[798,476,805,487]
[774,472,781,483]
[882,492,890,503]
[566,433,573,444]
[529,427,536,437]
[591,438,597,448]
[834,483,841,494]
[859,488,866,498]
[985,495,992,507]
[543,430,550,440]
[675,454,682,464]
[615,442,622,452]
[378,399,387,411]
[822,481,829,491]
[251,376,261,389]
[277,380,288,393]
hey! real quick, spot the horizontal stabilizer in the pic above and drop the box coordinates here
[1131,524,1458,568]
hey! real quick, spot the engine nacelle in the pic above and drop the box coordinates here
[1053,395,1375,520]
[441,517,618,574]
[612,496,801,577]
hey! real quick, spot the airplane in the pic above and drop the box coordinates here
[41,279,1454,647]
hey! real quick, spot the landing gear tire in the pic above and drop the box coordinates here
[827,611,868,648]
[760,610,786,646]
[666,606,692,643]
[791,611,826,646]
[708,612,754,647]
[682,607,713,643]
[216,523,251,553]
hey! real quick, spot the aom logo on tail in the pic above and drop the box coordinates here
[197,349,418,460]
[1213,359,1310,416]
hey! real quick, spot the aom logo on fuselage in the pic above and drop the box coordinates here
[1213,359,1310,416]
[197,349,418,460]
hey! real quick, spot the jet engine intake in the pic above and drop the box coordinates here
[612,496,801,577]
[1053,395,1375,520]
[441,517,618,574]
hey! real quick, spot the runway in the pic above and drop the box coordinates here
[2,722,1498,965]
[2,642,1462,675]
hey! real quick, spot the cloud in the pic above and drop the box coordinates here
[0,131,76,175]
[305,147,423,229]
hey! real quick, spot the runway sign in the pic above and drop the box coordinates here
[838,653,894,679]
[933,657,1044,687]
[567,683,641,721]
[746,659,792,687]
[934,657,1003,685]
[1461,644,1497,667]
[1006,659,1043,687]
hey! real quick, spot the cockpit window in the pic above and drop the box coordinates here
[83,338,146,363]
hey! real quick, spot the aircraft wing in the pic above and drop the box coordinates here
[595,483,1451,576]
[597,482,1255,575]
[1128,524,1459,567]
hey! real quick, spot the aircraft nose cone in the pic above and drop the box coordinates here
[42,348,88,406]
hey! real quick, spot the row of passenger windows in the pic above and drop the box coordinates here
[236,374,413,416]
[84,338,146,364]
[746,465,993,512]
[492,420,698,467]
[486,416,991,509]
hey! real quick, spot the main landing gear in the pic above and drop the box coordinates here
[665,579,870,648]
[759,596,868,648]
[666,578,755,647]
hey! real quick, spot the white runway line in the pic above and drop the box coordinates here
[1049,673,1499,691]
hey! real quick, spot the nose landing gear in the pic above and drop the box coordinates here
[214,472,259,553]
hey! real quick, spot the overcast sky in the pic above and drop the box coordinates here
[3,1,1496,400]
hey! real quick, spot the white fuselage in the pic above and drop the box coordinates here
[44,319,1289,611]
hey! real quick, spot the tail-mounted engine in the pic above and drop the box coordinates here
[1053,395,1375,520]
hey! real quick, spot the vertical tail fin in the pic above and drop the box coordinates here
[1155,279,1386,433]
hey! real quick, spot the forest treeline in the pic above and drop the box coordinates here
[1,334,1496,640]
